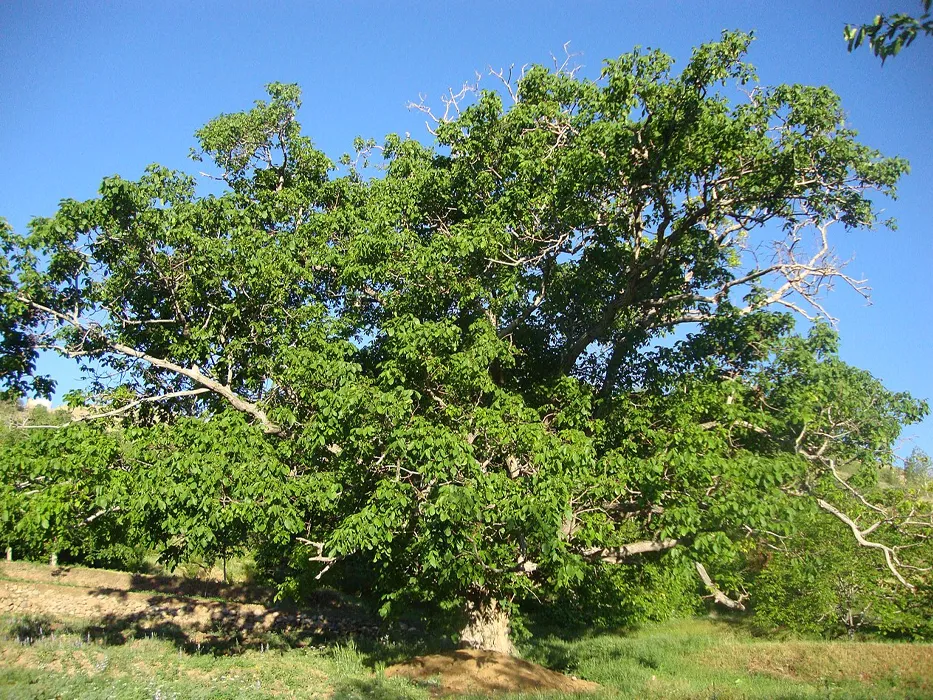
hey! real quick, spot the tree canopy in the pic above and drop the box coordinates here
[1,32,930,651]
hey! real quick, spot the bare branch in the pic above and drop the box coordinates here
[17,295,281,434]
[16,389,212,430]
[816,498,915,590]
[296,537,336,563]
[582,538,679,563]
[694,562,746,610]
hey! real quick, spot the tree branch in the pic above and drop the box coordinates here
[694,561,746,610]
[816,498,915,590]
[582,538,679,563]
[17,295,282,434]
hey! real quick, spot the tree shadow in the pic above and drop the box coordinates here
[125,573,273,604]
[4,585,389,657]
[2,613,60,642]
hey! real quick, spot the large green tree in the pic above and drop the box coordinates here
[2,33,930,652]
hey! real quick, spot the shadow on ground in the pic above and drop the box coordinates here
[1,584,396,657]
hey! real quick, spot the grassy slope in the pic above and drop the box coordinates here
[2,614,932,699]
[517,618,933,699]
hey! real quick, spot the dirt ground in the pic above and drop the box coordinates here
[0,560,270,603]
[0,560,377,646]
[386,649,601,695]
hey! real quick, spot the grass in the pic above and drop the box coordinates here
[2,614,932,699]
[516,617,933,699]
[0,618,426,699]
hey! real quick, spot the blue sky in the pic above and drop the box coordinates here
[1,1,931,455]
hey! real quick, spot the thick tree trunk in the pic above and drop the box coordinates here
[5,547,11,562]
[49,551,58,567]
[459,599,515,656]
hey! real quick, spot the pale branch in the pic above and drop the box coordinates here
[406,75,481,133]
[82,507,122,526]
[694,562,747,611]
[313,560,337,581]
[641,217,866,336]
[582,538,680,563]
[816,498,915,590]
[550,40,583,77]
[108,340,280,433]
[296,537,336,563]
[488,63,529,104]
[17,295,282,434]
[827,460,890,518]
[296,537,341,581]
[16,389,212,429]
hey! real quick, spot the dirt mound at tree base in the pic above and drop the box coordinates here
[385,648,600,695]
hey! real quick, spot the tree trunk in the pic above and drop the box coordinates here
[49,551,58,567]
[459,599,515,656]
[5,547,11,562]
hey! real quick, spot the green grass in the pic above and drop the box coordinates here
[0,620,427,699]
[513,617,933,699]
[2,614,931,699]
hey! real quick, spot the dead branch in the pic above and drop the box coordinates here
[816,498,915,590]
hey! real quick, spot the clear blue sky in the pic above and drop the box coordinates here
[1,1,931,456]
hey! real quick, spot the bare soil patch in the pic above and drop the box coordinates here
[385,648,600,696]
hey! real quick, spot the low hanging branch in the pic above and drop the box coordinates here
[790,432,927,590]
[816,498,915,590]
[694,562,746,611]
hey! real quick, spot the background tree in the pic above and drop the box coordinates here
[1,32,930,653]
[904,447,932,486]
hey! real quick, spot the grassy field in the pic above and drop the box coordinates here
[2,615,933,699]
[1,560,932,698]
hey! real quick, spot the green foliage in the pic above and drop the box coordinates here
[752,512,933,639]
[845,1,933,63]
[529,559,702,630]
[0,33,930,641]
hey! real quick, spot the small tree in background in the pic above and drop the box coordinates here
[904,447,932,486]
